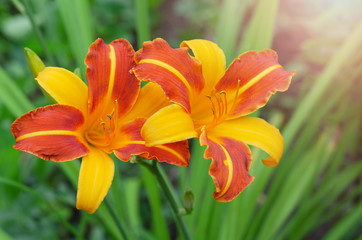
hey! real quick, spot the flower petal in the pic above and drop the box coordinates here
[76,148,114,214]
[215,49,295,118]
[122,82,170,122]
[11,105,89,161]
[36,67,88,114]
[141,104,197,146]
[200,128,254,201]
[180,39,226,95]
[114,119,190,166]
[85,38,139,119]
[133,38,204,112]
[207,117,284,167]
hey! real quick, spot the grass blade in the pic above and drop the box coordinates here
[0,177,80,238]
[283,22,362,149]
[323,199,362,240]
[238,0,280,52]
[56,0,94,76]
[141,167,170,240]
[0,229,12,240]
[135,0,151,49]
[0,68,34,117]
[214,0,251,63]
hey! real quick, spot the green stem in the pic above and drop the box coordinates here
[135,0,150,49]
[104,198,129,240]
[138,159,191,240]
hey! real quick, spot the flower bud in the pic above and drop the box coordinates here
[73,67,81,78]
[183,189,194,214]
[24,48,45,77]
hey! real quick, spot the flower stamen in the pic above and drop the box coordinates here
[85,99,119,148]
[206,90,229,128]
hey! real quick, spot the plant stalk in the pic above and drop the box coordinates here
[138,159,191,240]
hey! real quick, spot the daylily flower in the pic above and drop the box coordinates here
[11,38,189,213]
[133,39,295,201]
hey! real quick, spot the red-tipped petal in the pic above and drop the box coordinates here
[200,128,254,201]
[216,49,295,118]
[11,105,89,161]
[133,38,204,112]
[113,118,190,167]
[85,38,139,119]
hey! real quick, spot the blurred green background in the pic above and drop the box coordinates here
[0,0,361,239]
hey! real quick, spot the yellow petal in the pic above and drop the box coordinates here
[207,117,284,167]
[36,67,88,114]
[141,104,197,146]
[76,148,114,214]
[181,39,226,95]
[123,82,170,122]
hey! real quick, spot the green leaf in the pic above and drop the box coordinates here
[214,0,251,63]
[238,0,280,51]
[57,0,94,77]
[0,67,34,117]
[323,199,362,240]
[0,229,12,240]
[283,22,362,149]
[135,0,151,49]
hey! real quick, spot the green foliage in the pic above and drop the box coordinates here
[1,0,361,239]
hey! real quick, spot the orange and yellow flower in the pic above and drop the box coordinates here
[11,38,189,213]
[133,39,295,201]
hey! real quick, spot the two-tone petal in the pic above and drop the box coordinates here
[11,105,89,161]
[114,118,190,166]
[207,117,284,167]
[85,38,139,121]
[133,38,204,112]
[216,50,295,118]
[200,128,254,201]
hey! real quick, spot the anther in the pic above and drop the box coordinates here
[220,91,227,120]
[206,95,216,115]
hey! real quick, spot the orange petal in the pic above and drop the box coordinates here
[76,147,114,214]
[215,49,295,118]
[200,128,254,201]
[122,82,170,122]
[114,118,190,166]
[11,105,89,161]
[85,38,139,119]
[133,38,204,112]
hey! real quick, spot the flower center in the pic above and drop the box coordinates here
[205,80,241,129]
[85,100,119,148]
